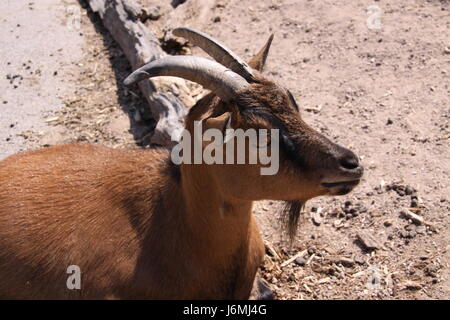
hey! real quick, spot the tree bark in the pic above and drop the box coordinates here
[87,0,187,145]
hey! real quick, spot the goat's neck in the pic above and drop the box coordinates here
[179,164,254,257]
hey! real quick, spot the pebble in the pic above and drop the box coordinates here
[401,280,422,290]
[171,0,186,8]
[342,201,367,218]
[400,229,417,239]
[387,183,417,197]
[294,256,307,266]
[333,219,342,228]
[354,255,366,265]
[216,1,226,8]
[307,246,316,255]
[425,264,440,278]
[405,186,414,195]
[357,204,368,213]
[370,211,383,217]
[356,231,381,251]
[416,225,426,234]
[311,210,322,226]
[336,257,354,267]
[145,6,161,20]
[383,219,393,227]
[305,105,322,113]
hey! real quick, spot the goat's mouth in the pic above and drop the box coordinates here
[321,180,360,188]
[320,164,364,195]
[321,179,361,195]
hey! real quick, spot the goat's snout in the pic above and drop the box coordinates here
[337,148,362,172]
[320,145,364,195]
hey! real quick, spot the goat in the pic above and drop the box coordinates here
[0,28,363,299]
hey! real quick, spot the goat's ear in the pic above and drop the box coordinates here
[202,112,232,132]
[248,34,274,72]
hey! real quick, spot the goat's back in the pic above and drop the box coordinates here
[0,143,172,299]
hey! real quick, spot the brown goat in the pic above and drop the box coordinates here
[0,28,363,299]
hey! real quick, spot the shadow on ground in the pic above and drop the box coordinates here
[77,0,155,146]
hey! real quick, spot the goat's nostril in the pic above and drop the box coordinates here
[339,155,359,170]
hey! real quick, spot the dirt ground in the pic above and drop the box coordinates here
[0,0,84,159]
[1,0,449,299]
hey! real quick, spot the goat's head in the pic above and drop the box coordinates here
[125,28,363,206]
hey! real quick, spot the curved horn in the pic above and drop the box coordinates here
[173,27,254,81]
[123,56,248,102]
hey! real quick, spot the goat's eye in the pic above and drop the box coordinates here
[251,133,271,149]
[281,133,296,154]
[281,133,307,168]
[287,90,299,112]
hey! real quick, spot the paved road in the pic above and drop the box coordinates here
[0,0,84,160]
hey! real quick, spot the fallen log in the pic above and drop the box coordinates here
[87,0,188,145]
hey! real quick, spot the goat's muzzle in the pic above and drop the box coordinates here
[320,147,364,195]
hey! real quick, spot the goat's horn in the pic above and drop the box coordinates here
[173,27,254,81]
[123,56,248,102]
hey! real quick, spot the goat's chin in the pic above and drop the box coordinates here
[326,184,358,196]
[322,179,360,196]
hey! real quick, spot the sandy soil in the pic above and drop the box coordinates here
[1,0,449,299]
[0,0,84,160]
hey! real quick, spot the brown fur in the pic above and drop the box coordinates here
[0,144,263,299]
[0,35,362,299]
